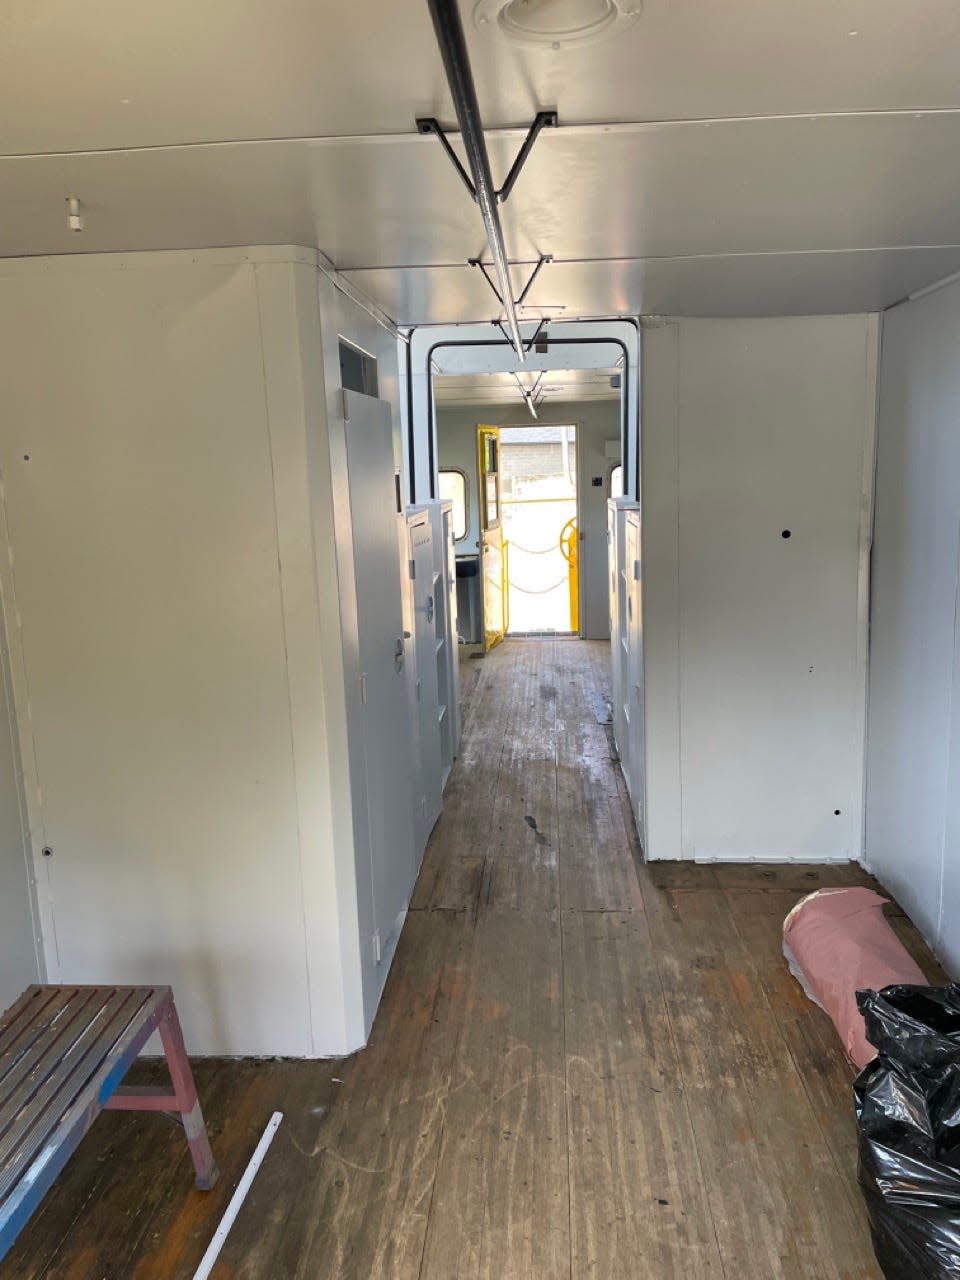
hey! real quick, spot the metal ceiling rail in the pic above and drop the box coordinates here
[316,249,406,341]
[424,0,527,361]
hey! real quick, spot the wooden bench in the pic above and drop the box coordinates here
[0,984,219,1263]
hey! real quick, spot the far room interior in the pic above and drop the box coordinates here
[434,364,624,643]
[1,2,960,1277]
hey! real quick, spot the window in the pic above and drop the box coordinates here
[438,468,468,541]
[338,339,378,397]
[610,464,624,498]
[478,430,500,531]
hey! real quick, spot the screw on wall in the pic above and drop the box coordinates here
[41,846,53,857]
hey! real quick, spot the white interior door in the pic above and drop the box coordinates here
[344,390,417,958]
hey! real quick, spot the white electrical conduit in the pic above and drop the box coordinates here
[192,1111,284,1280]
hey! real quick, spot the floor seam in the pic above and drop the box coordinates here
[554,642,575,1280]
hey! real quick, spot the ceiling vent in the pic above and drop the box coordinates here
[473,0,641,48]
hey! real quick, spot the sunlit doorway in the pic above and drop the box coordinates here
[500,425,579,635]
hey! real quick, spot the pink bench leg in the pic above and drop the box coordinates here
[158,997,219,1190]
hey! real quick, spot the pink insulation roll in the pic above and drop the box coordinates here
[782,886,927,1070]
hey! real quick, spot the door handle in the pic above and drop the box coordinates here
[394,637,405,673]
[425,595,434,624]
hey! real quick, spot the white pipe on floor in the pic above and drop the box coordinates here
[192,1111,284,1280]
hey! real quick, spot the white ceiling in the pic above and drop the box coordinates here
[2,0,960,321]
[435,367,621,407]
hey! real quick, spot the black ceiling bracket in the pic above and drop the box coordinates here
[415,117,478,202]
[513,372,539,420]
[524,315,548,355]
[468,257,505,306]
[497,111,558,203]
[517,255,554,308]
[415,110,558,208]
[469,253,553,318]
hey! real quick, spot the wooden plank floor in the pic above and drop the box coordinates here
[2,638,946,1280]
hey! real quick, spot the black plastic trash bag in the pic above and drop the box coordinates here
[855,983,960,1278]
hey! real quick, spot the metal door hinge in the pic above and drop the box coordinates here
[416,679,421,701]
[341,388,350,421]
[373,930,382,965]
[359,673,368,704]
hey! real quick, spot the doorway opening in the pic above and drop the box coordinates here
[499,425,579,635]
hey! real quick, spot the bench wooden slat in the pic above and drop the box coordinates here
[0,989,65,1061]
[0,989,87,1102]
[0,988,159,1203]
[0,988,103,1125]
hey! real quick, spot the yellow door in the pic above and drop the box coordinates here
[477,425,507,650]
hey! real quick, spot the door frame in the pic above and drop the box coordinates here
[496,421,583,638]
[403,320,640,510]
[477,424,507,650]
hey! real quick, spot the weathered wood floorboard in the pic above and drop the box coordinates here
[562,910,723,1278]
[3,639,938,1280]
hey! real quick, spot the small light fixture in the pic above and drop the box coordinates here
[473,0,641,48]
[66,196,84,233]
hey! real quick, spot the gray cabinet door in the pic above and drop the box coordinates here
[407,513,442,848]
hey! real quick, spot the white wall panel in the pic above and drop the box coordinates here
[0,256,316,1054]
[640,323,683,861]
[867,282,960,973]
[643,315,877,861]
[0,247,407,1055]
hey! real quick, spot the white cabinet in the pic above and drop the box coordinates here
[407,508,443,852]
[426,500,461,789]
[608,497,640,769]
[624,509,645,848]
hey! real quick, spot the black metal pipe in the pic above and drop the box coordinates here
[425,0,525,361]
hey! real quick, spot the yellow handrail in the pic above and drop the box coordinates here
[559,518,579,633]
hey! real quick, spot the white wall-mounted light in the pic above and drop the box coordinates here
[66,196,84,233]
[473,0,641,48]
